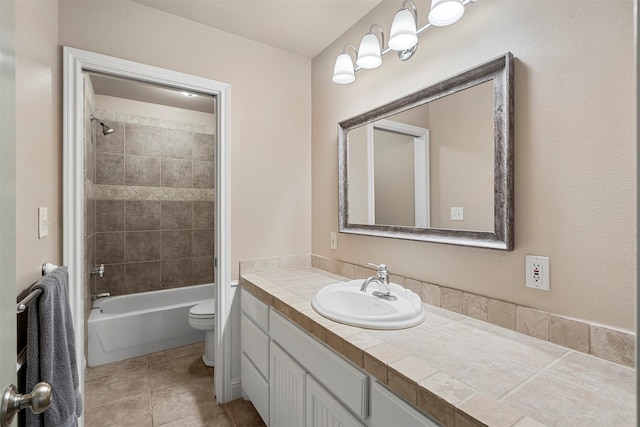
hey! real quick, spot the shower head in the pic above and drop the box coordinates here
[90,115,114,135]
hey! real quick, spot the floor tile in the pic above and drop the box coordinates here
[224,398,267,427]
[148,352,212,390]
[85,342,264,427]
[86,355,148,381]
[85,366,149,409]
[150,375,217,425]
[85,391,152,427]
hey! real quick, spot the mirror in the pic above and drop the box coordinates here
[338,53,514,250]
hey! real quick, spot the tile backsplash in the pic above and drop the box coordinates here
[90,110,216,296]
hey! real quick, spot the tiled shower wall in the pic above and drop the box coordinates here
[84,76,97,356]
[90,110,216,296]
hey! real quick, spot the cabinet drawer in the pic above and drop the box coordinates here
[241,354,269,425]
[241,314,270,378]
[371,381,440,427]
[241,288,269,332]
[270,310,368,419]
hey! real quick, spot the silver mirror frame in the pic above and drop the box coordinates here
[338,52,514,251]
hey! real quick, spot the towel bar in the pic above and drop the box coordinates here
[16,263,61,314]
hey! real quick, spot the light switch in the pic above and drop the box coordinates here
[450,207,464,221]
[38,207,49,239]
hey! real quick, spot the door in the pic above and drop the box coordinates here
[306,375,363,427]
[0,0,18,425]
[269,341,305,427]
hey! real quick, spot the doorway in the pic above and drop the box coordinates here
[63,47,232,416]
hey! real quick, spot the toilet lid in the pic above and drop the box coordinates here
[190,300,216,317]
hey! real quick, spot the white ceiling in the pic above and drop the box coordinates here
[131,0,384,58]
[89,73,216,113]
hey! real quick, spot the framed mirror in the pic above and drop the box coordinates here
[338,53,514,250]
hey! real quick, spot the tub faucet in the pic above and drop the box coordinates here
[361,263,396,300]
[91,293,110,301]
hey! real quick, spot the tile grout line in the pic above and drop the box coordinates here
[498,350,573,402]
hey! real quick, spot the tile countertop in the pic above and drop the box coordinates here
[239,266,636,427]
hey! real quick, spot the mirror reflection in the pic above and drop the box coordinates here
[347,81,495,232]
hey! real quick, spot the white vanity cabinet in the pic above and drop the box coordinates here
[240,290,270,424]
[240,287,441,427]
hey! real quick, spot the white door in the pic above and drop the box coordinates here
[0,0,18,425]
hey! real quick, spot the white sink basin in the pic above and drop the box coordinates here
[311,279,425,330]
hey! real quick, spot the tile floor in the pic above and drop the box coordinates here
[84,342,266,426]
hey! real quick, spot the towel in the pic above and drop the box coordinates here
[26,267,82,427]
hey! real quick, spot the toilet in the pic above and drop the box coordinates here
[188,299,215,367]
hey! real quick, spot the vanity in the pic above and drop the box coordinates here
[239,256,636,427]
[240,269,440,427]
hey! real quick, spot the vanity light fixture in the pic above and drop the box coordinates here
[356,25,385,69]
[332,45,358,84]
[180,91,199,98]
[388,1,418,51]
[428,0,465,26]
[332,0,476,84]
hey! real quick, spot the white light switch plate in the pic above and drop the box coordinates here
[330,232,338,250]
[38,207,49,239]
[451,207,464,221]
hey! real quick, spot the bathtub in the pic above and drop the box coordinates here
[88,283,214,366]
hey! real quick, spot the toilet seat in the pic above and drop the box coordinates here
[189,300,216,318]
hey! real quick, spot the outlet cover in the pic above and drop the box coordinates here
[526,255,549,290]
[330,232,338,250]
[38,207,48,239]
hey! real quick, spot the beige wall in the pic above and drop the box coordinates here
[312,0,635,330]
[16,0,61,293]
[58,0,312,280]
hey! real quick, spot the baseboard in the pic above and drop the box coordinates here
[231,376,243,401]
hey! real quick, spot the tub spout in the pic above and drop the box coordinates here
[91,293,110,301]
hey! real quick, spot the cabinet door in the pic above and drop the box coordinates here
[371,381,441,427]
[270,341,306,427]
[306,375,364,427]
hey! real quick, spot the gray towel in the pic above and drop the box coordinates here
[26,267,82,427]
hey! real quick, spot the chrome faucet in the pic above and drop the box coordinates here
[90,264,105,278]
[91,292,110,301]
[361,263,396,300]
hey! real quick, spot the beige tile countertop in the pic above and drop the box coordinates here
[239,264,636,427]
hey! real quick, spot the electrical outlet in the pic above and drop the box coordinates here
[330,232,338,250]
[38,207,49,239]
[450,207,464,221]
[526,255,549,290]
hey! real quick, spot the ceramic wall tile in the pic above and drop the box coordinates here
[516,306,550,341]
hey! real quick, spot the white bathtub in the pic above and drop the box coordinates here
[88,283,214,366]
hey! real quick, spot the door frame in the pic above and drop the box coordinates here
[62,47,233,404]
[366,119,430,227]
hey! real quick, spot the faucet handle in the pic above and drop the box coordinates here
[365,263,388,277]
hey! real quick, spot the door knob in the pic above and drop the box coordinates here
[1,382,52,427]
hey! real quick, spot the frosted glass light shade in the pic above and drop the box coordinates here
[388,8,418,51]
[332,53,355,84]
[356,33,382,69]
[428,0,465,26]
